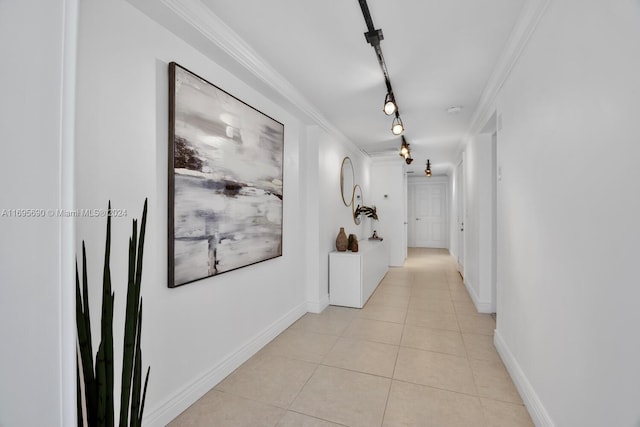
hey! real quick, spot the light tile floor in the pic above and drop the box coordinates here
[169,248,534,427]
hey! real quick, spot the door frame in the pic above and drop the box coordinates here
[456,157,465,276]
[407,177,449,249]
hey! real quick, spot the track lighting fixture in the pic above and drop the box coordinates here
[425,159,432,177]
[383,92,397,115]
[398,136,414,164]
[391,115,404,135]
[358,0,408,137]
[399,137,410,158]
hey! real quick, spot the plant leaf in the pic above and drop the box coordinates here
[100,202,114,427]
[138,366,150,426]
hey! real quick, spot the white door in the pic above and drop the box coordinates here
[491,132,498,311]
[403,172,408,260]
[456,160,465,275]
[414,183,447,248]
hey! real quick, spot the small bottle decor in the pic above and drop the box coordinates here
[348,234,359,252]
[336,227,348,251]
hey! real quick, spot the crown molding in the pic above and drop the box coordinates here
[460,0,552,151]
[158,0,359,150]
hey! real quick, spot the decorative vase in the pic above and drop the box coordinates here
[349,234,359,252]
[336,227,348,251]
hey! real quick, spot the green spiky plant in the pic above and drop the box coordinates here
[76,199,150,427]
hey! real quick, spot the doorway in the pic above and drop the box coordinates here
[408,180,449,249]
[456,159,464,276]
[491,131,498,312]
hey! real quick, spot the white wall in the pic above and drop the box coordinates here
[74,1,316,424]
[315,127,371,305]
[0,1,76,425]
[371,160,406,267]
[494,0,640,425]
[303,126,323,312]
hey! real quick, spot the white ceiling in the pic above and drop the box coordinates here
[135,0,526,175]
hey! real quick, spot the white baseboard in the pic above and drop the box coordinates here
[494,330,555,427]
[463,278,493,313]
[143,301,307,427]
[306,293,329,313]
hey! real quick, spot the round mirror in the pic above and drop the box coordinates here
[340,157,355,207]
[351,184,363,225]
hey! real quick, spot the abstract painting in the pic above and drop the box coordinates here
[168,62,284,287]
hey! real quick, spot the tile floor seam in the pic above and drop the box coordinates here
[291,364,392,427]
[317,358,396,380]
[458,315,473,363]
[294,329,347,338]
[390,324,405,381]
[452,300,466,337]
[379,376,394,427]
[478,397,535,427]
[284,409,352,427]
[446,286,484,399]
[477,396,492,427]
[213,387,288,412]
[474,388,526,405]
[480,395,529,407]
[461,333,483,400]
[315,364,393,382]
[389,377,487,401]
[384,332,404,426]
[266,348,326,366]
[286,360,322,412]
[328,325,348,350]
[398,342,467,358]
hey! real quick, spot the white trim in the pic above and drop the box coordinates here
[60,0,78,425]
[462,278,493,314]
[157,0,362,154]
[143,301,307,426]
[458,0,551,155]
[494,330,556,427]
[307,294,330,314]
[407,175,449,184]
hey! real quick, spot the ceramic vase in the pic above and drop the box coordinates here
[336,227,348,252]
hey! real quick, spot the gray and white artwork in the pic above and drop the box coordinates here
[169,63,284,287]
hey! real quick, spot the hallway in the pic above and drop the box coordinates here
[169,249,533,426]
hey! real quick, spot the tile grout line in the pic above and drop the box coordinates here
[381,261,413,427]
[446,265,485,402]
[284,409,351,427]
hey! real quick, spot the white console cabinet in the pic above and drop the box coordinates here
[329,240,389,308]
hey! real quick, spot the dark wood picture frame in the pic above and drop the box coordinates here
[168,62,284,288]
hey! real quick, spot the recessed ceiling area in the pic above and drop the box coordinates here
[137,0,527,175]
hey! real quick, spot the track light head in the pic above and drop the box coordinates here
[405,157,413,165]
[399,137,410,158]
[391,116,404,135]
[425,159,432,177]
[383,93,397,115]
